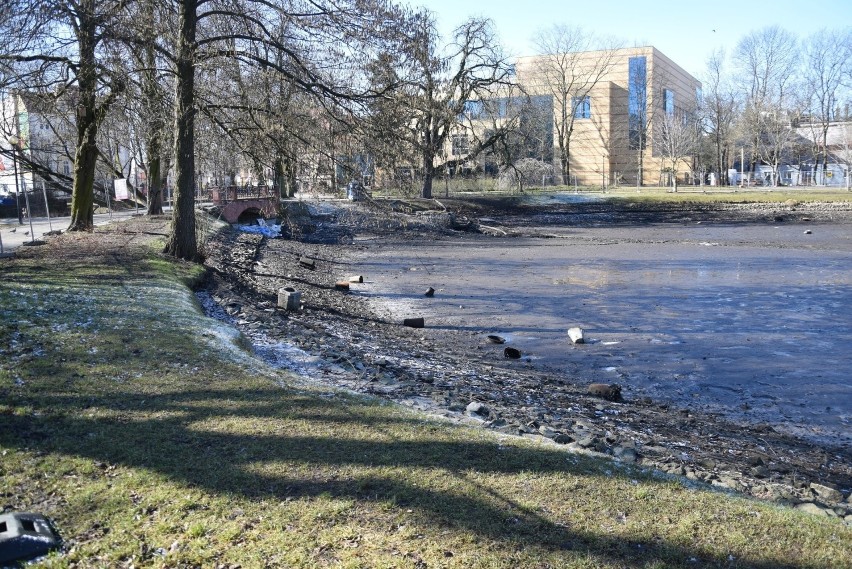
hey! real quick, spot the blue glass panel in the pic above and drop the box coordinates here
[628,56,647,150]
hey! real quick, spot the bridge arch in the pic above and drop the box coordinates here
[221,198,278,223]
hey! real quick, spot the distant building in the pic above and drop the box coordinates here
[514,46,702,187]
[0,90,76,198]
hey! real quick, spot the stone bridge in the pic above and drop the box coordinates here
[208,186,279,223]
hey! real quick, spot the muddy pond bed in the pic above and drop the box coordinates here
[202,197,852,515]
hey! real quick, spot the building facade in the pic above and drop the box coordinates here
[514,46,702,187]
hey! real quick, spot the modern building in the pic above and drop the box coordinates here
[510,46,703,187]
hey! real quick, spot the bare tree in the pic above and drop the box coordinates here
[701,49,741,185]
[372,13,512,199]
[160,0,410,260]
[653,106,700,191]
[530,25,621,185]
[1,0,127,231]
[734,26,800,185]
[801,27,852,184]
[481,88,553,192]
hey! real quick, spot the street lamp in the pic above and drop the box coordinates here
[7,135,36,243]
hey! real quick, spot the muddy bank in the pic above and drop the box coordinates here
[200,197,852,517]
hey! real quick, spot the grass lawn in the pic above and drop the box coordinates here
[0,217,849,568]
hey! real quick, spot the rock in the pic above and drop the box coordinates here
[576,435,597,449]
[588,383,622,401]
[503,347,521,359]
[424,287,435,297]
[795,502,830,517]
[538,425,559,438]
[486,335,505,344]
[567,327,585,344]
[553,433,574,444]
[613,446,638,463]
[403,317,425,328]
[804,230,812,235]
[277,287,301,311]
[810,483,843,504]
[466,401,489,417]
[697,458,716,470]
[750,466,769,478]
[495,424,520,435]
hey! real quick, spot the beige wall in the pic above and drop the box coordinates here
[516,46,701,186]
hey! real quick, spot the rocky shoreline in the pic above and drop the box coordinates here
[200,197,852,523]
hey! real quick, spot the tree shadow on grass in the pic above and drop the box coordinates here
[0,386,829,569]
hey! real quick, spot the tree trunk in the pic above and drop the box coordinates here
[559,147,569,185]
[635,149,644,189]
[67,0,98,232]
[143,14,164,216]
[273,156,285,198]
[163,0,198,261]
[420,151,433,199]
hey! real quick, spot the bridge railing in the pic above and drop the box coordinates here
[205,185,275,205]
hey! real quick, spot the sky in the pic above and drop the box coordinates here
[414,0,852,80]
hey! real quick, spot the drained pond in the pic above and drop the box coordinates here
[355,218,852,447]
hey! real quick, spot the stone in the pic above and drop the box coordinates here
[750,466,769,479]
[576,435,596,449]
[810,483,843,504]
[503,347,521,359]
[466,401,489,417]
[795,502,830,517]
[697,458,716,470]
[567,327,585,344]
[277,287,301,311]
[588,383,622,401]
[495,424,520,435]
[538,425,560,439]
[613,446,638,463]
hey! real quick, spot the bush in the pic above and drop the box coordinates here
[497,159,555,191]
